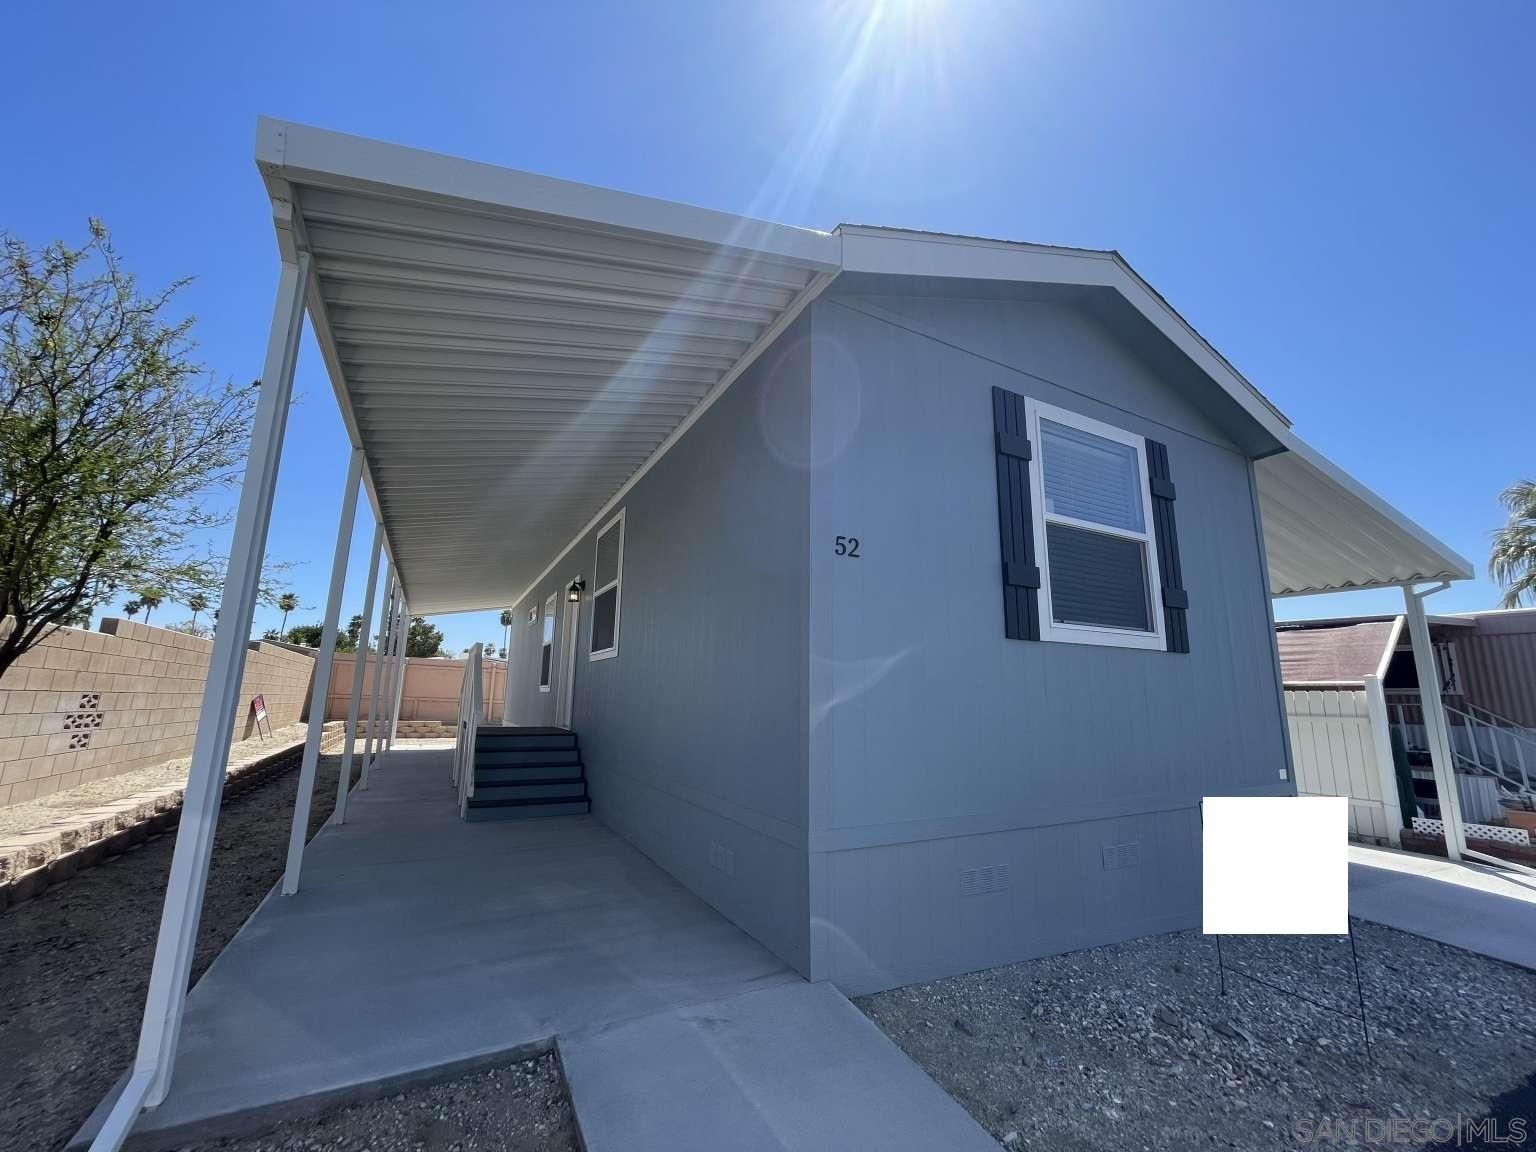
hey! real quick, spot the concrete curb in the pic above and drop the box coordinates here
[0,724,345,913]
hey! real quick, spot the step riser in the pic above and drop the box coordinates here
[473,749,580,766]
[475,731,576,746]
[466,800,591,821]
[475,764,583,784]
[473,782,588,801]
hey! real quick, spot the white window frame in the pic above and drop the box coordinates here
[1025,397,1165,651]
[588,509,625,661]
[538,592,556,691]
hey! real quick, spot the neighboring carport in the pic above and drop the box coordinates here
[89,118,1476,1150]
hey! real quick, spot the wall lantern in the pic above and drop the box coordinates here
[567,576,586,603]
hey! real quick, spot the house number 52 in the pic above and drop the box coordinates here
[834,535,861,558]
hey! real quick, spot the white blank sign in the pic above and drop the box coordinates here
[1202,796,1347,935]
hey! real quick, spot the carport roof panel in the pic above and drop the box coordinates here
[257,118,840,614]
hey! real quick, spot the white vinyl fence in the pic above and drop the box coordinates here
[1284,677,1404,845]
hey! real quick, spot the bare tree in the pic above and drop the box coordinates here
[1,221,283,679]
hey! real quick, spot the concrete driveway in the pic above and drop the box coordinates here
[1349,844,1536,970]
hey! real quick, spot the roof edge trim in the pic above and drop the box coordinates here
[834,225,1291,435]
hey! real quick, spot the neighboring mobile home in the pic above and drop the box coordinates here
[98,122,1479,1142]
[1278,611,1536,839]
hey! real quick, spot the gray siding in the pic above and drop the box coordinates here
[806,293,1291,991]
[504,319,813,973]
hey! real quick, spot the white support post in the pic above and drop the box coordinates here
[502,630,515,725]
[376,594,402,757]
[387,600,408,748]
[1402,584,1467,862]
[359,570,394,789]
[90,254,311,1152]
[1362,674,1404,847]
[282,448,364,896]
[335,524,382,825]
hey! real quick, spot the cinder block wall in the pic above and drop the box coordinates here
[325,654,505,725]
[0,618,316,807]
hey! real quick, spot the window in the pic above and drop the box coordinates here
[1027,399,1163,650]
[589,510,624,659]
[538,593,556,691]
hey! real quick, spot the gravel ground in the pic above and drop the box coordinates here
[0,753,351,1152]
[857,922,1536,1151]
[179,1056,579,1152]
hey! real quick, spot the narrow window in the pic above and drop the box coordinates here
[1028,400,1164,650]
[538,593,556,691]
[589,510,624,659]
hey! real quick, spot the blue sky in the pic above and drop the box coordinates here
[7,0,1532,652]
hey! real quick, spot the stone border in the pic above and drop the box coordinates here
[1401,827,1536,868]
[395,720,454,739]
[0,723,344,912]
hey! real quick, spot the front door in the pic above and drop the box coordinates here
[554,584,580,729]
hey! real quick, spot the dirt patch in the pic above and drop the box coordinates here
[0,724,318,839]
[0,754,353,1152]
[181,1055,579,1152]
[857,922,1536,1151]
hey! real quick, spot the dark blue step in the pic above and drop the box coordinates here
[475,763,583,785]
[475,732,577,753]
[474,747,581,768]
[473,780,588,803]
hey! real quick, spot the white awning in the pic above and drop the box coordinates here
[1256,434,1470,596]
[257,118,1469,614]
[258,119,838,615]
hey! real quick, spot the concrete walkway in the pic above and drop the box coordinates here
[78,747,994,1151]
[1350,844,1536,970]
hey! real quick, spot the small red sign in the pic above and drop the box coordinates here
[251,695,271,739]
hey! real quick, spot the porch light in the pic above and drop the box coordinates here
[567,577,586,603]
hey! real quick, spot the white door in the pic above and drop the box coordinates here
[554,587,580,729]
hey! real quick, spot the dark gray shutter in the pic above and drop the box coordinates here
[1145,439,1189,653]
[992,386,1040,640]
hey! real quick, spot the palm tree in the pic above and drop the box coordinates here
[187,594,209,628]
[123,598,142,620]
[138,590,163,624]
[1490,479,1536,608]
[277,592,300,635]
[499,609,514,658]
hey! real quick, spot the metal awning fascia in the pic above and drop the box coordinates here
[257,118,841,271]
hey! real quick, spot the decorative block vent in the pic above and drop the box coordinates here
[63,710,105,731]
[1102,841,1142,870]
[69,732,92,750]
[78,693,101,710]
[1413,816,1530,846]
[959,864,1010,897]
